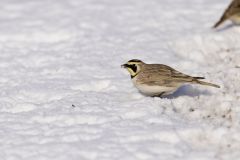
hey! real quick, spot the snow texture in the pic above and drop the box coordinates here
[0,0,239,159]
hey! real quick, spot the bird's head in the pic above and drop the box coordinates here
[121,59,145,78]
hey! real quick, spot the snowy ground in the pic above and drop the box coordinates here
[0,0,239,159]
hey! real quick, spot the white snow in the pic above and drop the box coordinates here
[0,0,239,159]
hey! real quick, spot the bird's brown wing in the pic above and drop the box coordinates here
[137,64,197,87]
[227,0,240,15]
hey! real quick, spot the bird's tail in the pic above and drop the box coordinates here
[213,15,228,28]
[194,79,220,88]
[193,76,205,79]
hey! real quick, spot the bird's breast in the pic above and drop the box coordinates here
[131,77,177,96]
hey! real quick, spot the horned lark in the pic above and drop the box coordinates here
[121,59,220,97]
[213,0,240,28]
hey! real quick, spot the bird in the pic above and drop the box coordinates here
[213,0,240,28]
[121,59,220,97]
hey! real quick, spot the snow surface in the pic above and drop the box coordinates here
[0,0,239,159]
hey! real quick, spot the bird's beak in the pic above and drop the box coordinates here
[121,64,127,68]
